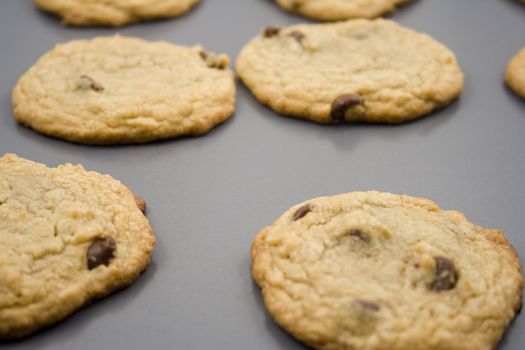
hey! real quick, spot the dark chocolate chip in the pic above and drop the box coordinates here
[199,51,228,70]
[134,195,146,214]
[78,75,104,92]
[354,300,380,312]
[87,236,116,270]
[429,256,459,292]
[293,204,312,221]
[263,26,281,38]
[349,229,369,243]
[291,1,302,10]
[288,31,305,43]
[330,94,363,121]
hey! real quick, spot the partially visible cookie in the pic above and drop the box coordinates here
[252,191,523,350]
[35,0,199,27]
[12,36,235,145]
[275,0,412,21]
[0,154,156,339]
[236,19,463,124]
[505,47,525,99]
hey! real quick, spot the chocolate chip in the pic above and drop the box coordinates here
[77,75,104,92]
[199,51,228,70]
[349,229,369,243]
[330,94,363,121]
[291,1,302,10]
[134,195,146,214]
[354,300,380,312]
[430,256,459,292]
[289,31,305,43]
[263,26,281,38]
[293,204,312,221]
[87,237,116,270]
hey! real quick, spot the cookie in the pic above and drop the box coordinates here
[0,154,156,339]
[12,36,235,145]
[505,47,525,99]
[274,0,412,21]
[252,191,523,350]
[236,19,464,124]
[35,0,199,27]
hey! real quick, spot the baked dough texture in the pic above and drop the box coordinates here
[35,0,199,27]
[12,36,236,145]
[505,47,525,99]
[275,0,412,21]
[236,19,464,124]
[252,191,523,350]
[0,154,156,339]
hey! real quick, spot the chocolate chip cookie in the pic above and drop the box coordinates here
[252,191,523,350]
[12,35,235,145]
[236,19,464,124]
[0,154,156,339]
[35,0,199,27]
[505,47,525,99]
[274,0,412,21]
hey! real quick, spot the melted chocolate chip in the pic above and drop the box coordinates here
[134,195,146,214]
[349,229,369,243]
[430,256,459,292]
[330,94,363,121]
[264,26,281,38]
[293,204,312,221]
[354,300,380,312]
[77,75,104,92]
[87,237,116,270]
[288,31,305,43]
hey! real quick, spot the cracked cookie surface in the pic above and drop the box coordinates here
[275,0,411,21]
[0,154,156,339]
[35,0,199,27]
[505,47,525,100]
[236,19,463,124]
[12,36,235,145]
[252,191,523,350]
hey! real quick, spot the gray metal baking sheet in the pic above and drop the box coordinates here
[1,0,524,349]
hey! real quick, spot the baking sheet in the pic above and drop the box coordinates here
[1,0,524,349]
